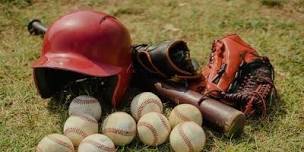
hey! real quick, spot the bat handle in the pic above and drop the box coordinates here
[28,19,47,36]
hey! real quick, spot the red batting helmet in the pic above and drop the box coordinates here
[32,10,132,107]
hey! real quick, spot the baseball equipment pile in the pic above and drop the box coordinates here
[132,34,276,118]
[29,9,276,152]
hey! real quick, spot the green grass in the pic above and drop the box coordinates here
[0,0,304,151]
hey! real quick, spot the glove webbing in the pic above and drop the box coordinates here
[222,58,275,117]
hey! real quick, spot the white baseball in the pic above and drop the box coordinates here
[170,121,206,152]
[64,114,98,146]
[102,112,136,146]
[137,112,171,146]
[36,133,74,152]
[78,134,116,152]
[131,92,163,121]
[69,95,102,121]
[169,104,202,128]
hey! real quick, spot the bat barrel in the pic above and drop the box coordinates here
[199,98,245,137]
[28,19,47,36]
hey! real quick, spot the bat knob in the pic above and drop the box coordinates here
[28,19,47,36]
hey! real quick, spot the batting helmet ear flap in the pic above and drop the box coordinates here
[110,65,133,107]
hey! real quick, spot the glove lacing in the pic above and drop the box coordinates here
[223,65,275,117]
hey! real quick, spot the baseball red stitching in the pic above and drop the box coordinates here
[158,114,170,132]
[137,98,162,118]
[103,128,136,136]
[137,122,158,145]
[72,114,97,124]
[82,140,116,152]
[177,124,194,152]
[173,108,191,121]
[64,128,88,138]
[48,135,74,151]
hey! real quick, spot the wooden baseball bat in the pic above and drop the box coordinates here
[149,80,245,137]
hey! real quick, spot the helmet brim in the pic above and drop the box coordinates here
[32,52,122,77]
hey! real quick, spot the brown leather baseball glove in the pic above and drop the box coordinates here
[132,40,201,79]
[196,34,276,117]
[132,40,206,93]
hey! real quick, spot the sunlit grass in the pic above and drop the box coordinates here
[0,0,303,151]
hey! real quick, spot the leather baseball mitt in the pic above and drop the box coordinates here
[132,40,206,92]
[132,40,201,79]
[197,34,276,117]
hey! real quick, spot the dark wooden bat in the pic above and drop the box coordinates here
[147,80,245,137]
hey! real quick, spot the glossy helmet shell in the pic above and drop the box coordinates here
[32,10,132,107]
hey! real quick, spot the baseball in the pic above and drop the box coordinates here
[131,92,163,121]
[169,104,202,128]
[64,114,98,146]
[102,112,136,146]
[137,112,171,146]
[69,95,102,121]
[170,121,206,152]
[78,134,116,152]
[36,133,74,152]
